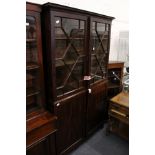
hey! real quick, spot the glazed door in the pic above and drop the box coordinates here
[90,18,111,84]
[50,11,87,99]
[26,10,45,113]
[27,137,50,155]
[86,17,111,134]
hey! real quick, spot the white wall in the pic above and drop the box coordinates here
[28,0,129,61]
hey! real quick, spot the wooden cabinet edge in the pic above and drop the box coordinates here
[26,111,57,147]
[26,2,42,12]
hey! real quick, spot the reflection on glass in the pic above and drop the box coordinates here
[55,17,61,27]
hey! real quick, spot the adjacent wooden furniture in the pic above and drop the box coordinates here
[106,92,129,140]
[26,112,57,155]
[27,2,114,155]
[103,61,124,120]
[108,61,124,98]
[26,3,57,155]
[26,2,45,114]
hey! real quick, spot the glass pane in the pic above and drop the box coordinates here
[26,15,42,111]
[102,39,108,51]
[54,17,86,96]
[91,56,98,76]
[62,18,79,35]
[92,22,95,30]
[55,60,69,88]
[71,38,84,55]
[106,24,110,31]
[63,76,78,93]
[97,23,106,32]
[26,42,38,63]
[26,16,38,64]
[80,21,84,29]
[92,38,100,54]
[63,46,78,69]
[91,21,109,83]
[26,16,37,39]
[72,57,85,83]
[55,27,66,38]
[94,68,103,82]
[26,66,41,110]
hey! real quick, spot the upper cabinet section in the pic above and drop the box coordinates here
[42,3,114,101]
[26,3,45,113]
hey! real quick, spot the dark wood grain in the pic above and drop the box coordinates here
[26,2,42,12]
[27,137,50,155]
[26,111,57,147]
[43,2,114,20]
[27,133,57,155]
[86,80,108,135]
[54,90,86,155]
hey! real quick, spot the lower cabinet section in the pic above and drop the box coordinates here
[27,134,56,155]
[26,83,108,155]
[26,112,57,155]
[86,81,108,135]
[54,90,86,155]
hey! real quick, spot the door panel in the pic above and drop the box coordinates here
[87,81,107,135]
[54,90,86,154]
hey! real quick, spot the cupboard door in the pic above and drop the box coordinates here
[54,91,86,154]
[87,81,107,135]
[26,9,45,113]
[90,18,111,84]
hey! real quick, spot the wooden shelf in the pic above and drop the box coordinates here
[92,37,108,40]
[27,91,40,98]
[27,87,40,97]
[26,74,36,81]
[55,37,84,40]
[26,63,40,70]
[26,38,36,42]
[55,48,84,59]
[108,83,120,89]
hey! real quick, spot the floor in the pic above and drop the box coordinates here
[69,124,129,155]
